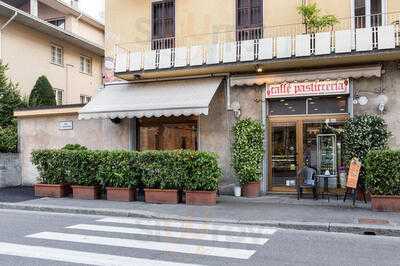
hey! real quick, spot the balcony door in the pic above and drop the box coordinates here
[353,0,386,28]
[236,0,263,41]
[152,0,175,50]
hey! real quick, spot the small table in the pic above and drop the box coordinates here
[316,175,339,201]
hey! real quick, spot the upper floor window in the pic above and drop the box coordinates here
[51,45,63,66]
[354,0,383,28]
[152,0,175,50]
[236,0,263,41]
[80,95,92,104]
[47,18,66,30]
[54,89,63,105]
[80,55,92,75]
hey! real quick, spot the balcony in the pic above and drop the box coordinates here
[114,13,400,80]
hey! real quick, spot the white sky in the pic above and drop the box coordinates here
[61,0,105,21]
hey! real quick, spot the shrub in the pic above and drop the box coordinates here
[97,151,141,188]
[0,126,18,153]
[232,119,264,186]
[31,149,222,191]
[365,150,400,196]
[62,144,88,151]
[29,76,56,107]
[182,150,221,191]
[343,114,390,165]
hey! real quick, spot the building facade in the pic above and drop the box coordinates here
[15,0,400,192]
[0,0,104,105]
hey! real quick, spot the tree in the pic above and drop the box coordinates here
[0,64,26,127]
[29,75,56,107]
[297,3,339,33]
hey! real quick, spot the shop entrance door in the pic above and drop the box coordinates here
[269,121,302,192]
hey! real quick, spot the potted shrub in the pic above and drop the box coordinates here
[68,150,101,200]
[32,150,69,198]
[365,150,400,212]
[232,119,264,198]
[99,151,139,202]
[142,151,179,204]
[183,151,221,205]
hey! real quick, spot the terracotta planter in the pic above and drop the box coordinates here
[186,191,217,205]
[371,195,400,212]
[106,187,136,202]
[144,189,179,204]
[242,181,260,198]
[71,186,99,200]
[34,184,69,198]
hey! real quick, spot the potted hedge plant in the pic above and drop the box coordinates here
[183,151,221,205]
[99,151,139,202]
[142,151,179,204]
[68,149,101,200]
[232,119,264,198]
[32,150,69,198]
[365,150,400,212]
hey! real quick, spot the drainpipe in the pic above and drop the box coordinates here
[0,11,18,62]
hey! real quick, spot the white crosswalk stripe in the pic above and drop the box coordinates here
[97,217,278,235]
[67,223,269,245]
[27,232,257,259]
[0,242,201,266]
[0,217,278,265]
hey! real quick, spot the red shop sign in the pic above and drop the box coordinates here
[266,79,350,98]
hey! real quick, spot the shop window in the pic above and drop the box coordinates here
[139,118,197,151]
[269,96,348,116]
[307,96,348,114]
[269,98,307,116]
[152,0,175,50]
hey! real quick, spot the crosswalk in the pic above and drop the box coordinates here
[0,216,278,265]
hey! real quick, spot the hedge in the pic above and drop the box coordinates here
[31,149,222,191]
[365,150,400,196]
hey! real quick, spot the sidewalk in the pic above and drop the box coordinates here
[1,189,400,236]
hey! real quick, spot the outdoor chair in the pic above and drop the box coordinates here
[297,166,319,200]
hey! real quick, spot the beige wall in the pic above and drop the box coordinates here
[18,114,130,185]
[1,16,103,104]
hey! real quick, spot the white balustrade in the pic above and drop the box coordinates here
[378,25,396,50]
[356,28,373,51]
[258,38,273,60]
[315,32,332,55]
[158,49,172,69]
[115,51,128,73]
[276,36,292,58]
[240,40,255,62]
[190,46,204,66]
[335,30,352,53]
[129,52,141,71]
[295,34,311,57]
[223,42,237,63]
[174,47,188,67]
[143,50,157,70]
[206,44,220,65]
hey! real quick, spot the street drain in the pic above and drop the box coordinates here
[363,231,377,236]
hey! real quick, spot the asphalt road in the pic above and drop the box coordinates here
[0,209,399,266]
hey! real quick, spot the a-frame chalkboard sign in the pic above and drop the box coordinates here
[343,158,367,206]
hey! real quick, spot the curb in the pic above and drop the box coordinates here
[1,202,399,237]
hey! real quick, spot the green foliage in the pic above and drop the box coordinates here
[232,119,264,186]
[29,76,56,107]
[0,126,18,153]
[62,144,88,151]
[0,64,26,128]
[297,3,339,33]
[31,149,222,191]
[365,150,400,196]
[343,114,390,165]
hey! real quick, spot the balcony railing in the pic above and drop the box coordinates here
[114,12,400,73]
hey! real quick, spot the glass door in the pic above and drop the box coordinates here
[270,122,298,190]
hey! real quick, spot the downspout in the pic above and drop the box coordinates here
[0,11,18,62]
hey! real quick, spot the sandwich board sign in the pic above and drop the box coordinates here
[346,158,361,189]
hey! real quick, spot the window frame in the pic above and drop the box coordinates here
[151,0,175,50]
[80,95,92,104]
[80,55,93,75]
[47,18,66,29]
[53,88,64,105]
[51,44,64,66]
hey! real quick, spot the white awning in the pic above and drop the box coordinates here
[78,78,223,120]
[231,65,382,86]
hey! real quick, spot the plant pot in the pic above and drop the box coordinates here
[371,195,400,212]
[242,181,260,198]
[106,187,136,202]
[186,191,217,205]
[71,186,99,200]
[144,189,178,204]
[34,184,69,198]
[234,186,241,197]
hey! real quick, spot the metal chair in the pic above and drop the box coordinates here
[297,167,319,200]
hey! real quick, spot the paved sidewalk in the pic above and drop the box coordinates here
[0,186,37,203]
[1,191,400,236]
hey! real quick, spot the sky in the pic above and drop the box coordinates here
[61,0,105,21]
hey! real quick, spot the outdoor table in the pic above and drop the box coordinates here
[316,174,339,201]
